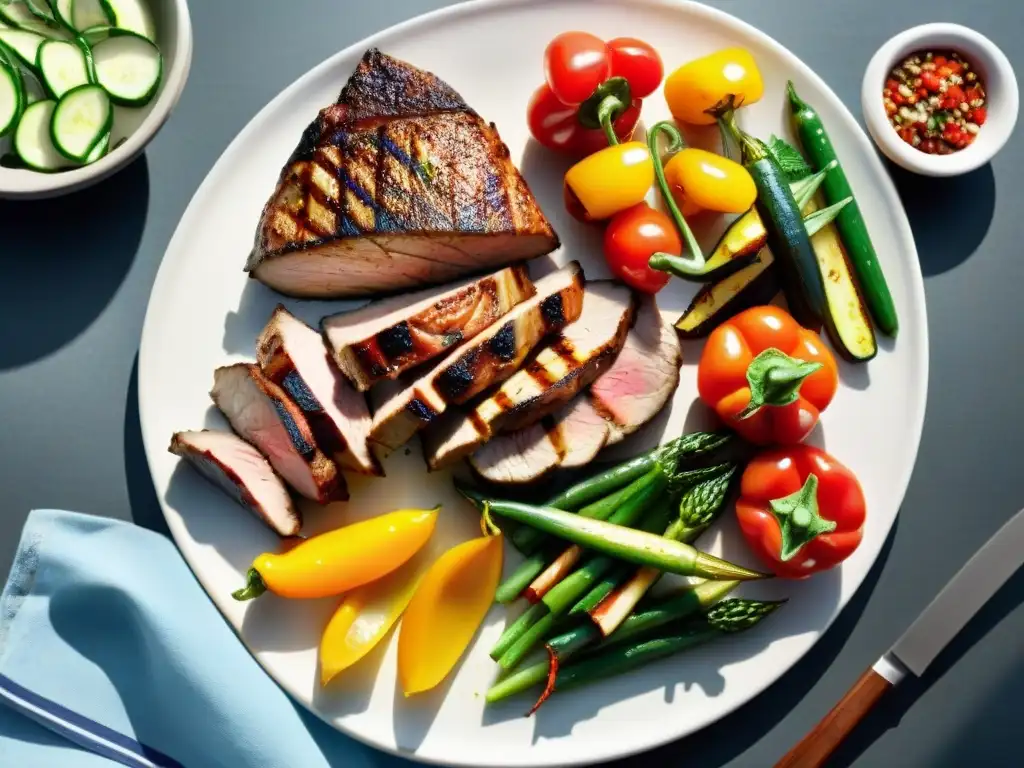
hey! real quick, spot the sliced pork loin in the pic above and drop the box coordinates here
[257,305,382,476]
[469,294,682,484]
[423,281,636,470]
[169,430,301,536]
[245,48,559,299]
[368,262,585,453]
[211,363,346,503]
[322,264,534,392]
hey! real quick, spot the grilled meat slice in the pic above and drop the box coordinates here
[256,305,381,476]
[590,292,682,446]
[245,48,559,299]
[322,264,533,391]
[211,364,346,503]
[169,430,301,536]
[423,281,636,470]
[368,262,584,452]
[469,294,681,484]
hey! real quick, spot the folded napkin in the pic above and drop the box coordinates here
[0,509,410,768]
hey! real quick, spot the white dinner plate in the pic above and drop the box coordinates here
[138,1,928,765]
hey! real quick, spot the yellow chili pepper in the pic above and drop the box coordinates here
[319,549,431,686]
[397,529,503,696]
[232,507,439,602]
[663,148,757,216]
[563,141,654,222]
[664,48,765,125]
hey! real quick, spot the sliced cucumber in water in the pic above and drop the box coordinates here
[0,29,47,69]
[91,31,158,105]
[0,61,24,136]
[99,0,152,41]
[15,99,69,169]
[37,38,89,97]
[50,82,110,161]
[71,0,109,32]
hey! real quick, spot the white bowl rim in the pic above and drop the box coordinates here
[0,0,194,199]
[861,22,1018,177]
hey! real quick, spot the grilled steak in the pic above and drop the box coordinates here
[245,48,560,298]
[256,305,381,476]
[322,264,533,391]
[369,262,584,452]
[469,294,681,484]
[211,363,346,503]
[169,430,301,536]
[423,281,636,470]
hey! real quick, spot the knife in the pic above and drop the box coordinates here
[775,506,1024,768]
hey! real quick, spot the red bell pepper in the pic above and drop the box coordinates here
[696,306,839,445]
[735,445,866,579]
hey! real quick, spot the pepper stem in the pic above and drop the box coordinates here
[715,105,767,165]
[738,348,823,420]
[232,568,267,602]
[596,94,624,146]
[768,474,836,561]
[646,121,706,276]
[481,502,502,538]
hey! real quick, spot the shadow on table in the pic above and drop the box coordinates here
[826,562,1024,768]
[124,354,171,539]
[886,160,995,277]
[590,518,899,768]
[0,156,149,371]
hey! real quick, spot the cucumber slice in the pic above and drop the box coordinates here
[37,38,89,97]
[99,0,152,41]
[0,29,46,69]
[25,0,56,23]
[83,129,107,162]
[0,1,65,37]
[49,82,110,161]
[91,31,159,105]
[0,61,24,136]
[71,0,109,31]
[15,99,69,169]
[53,0,75,29]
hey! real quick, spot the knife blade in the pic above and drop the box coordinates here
[776,506,1024,768]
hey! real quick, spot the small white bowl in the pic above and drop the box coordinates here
[0,0,193,199]
[862,23,1017,177]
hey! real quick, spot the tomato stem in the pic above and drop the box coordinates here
[768,474,837,561]
[646,121,706,276]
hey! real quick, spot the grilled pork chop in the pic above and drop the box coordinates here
[257,305,381,476]
[369,262,584,453]
[469,294,682,484]
[423,281,636,470]
[322,265,533,391]
[169,430,301,536]
[211,363,346,503]
[245,48,560,298]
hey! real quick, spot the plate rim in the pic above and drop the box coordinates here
[138,0,930,764]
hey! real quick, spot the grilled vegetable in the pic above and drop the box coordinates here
[804,198,878,362]
[787,81,898,336]
[697,305,839,446]
[718,110,827,328]
[231,507,439,602]
[663,48,764,126]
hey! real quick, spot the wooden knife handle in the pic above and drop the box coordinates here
[774,667,893,768]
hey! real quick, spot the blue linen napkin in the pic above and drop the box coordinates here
[0,509,411,768]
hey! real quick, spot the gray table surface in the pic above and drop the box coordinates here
[2,1,1022,766]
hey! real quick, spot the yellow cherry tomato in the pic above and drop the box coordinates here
[397,532,503,696]
[563,141,654,222]
[233,507,439,601]
[663,148,757,215]
[664,48,765,125]
[319,550,430,686]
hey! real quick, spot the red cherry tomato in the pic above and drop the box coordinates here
[603,203,677,294]
[527,84,641,157]
[544,32,612,106]
[607,38,664,98]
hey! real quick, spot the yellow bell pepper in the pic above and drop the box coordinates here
[563,141,654,222]
[319,550,430,686]
[397,531,503,696]
[664,48,765,125]
[232,507,439,602]
[663,148,757,216]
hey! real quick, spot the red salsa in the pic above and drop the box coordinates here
[883,50,987,154]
